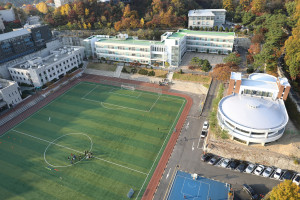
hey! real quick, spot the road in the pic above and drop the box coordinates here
[153,79,280,200]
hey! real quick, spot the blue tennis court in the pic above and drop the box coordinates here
[167,171,231,200]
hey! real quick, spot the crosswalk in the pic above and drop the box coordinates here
[0,95,44,127]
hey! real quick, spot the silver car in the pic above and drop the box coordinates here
[220,158,230,168]
[262,167,273,177]
[245,163,256,173]
[293,174,300,186]
[254,165,265,176]
[273,168,282,180]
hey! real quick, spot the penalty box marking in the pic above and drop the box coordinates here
[80,82,162,112]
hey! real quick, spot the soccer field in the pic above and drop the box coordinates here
[0,81,186,200]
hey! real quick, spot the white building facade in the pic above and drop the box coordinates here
[0,79,22,109]
[188,9,226,29]
[84,30,235,67]
[8,46,84,87]
[0,8,16,22]
[218,72,290,146]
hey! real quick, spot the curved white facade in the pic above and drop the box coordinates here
[218,95,289,145]
[219,72,290,145]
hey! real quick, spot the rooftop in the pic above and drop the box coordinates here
[241,79,278,91]
[0,29,30,42]
[96,38,164,46]
[219,94,288,130]
[178,29,235,37]
[248,73,277,82]
[0,78,14,89]
[9,46,82,70]
[231,72,241,80]
[188,9,226,17]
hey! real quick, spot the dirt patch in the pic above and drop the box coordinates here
[206,121,300,172]
[173,73,212,84]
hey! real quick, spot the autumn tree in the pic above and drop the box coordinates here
[210,64,232,82]
[140,18,144,28]
[251,0,266,15]
[114,21,122,31]
[123,4,131,18]
[4,3,12,10]
[36,2,48,14]
[248,43,261,56]
[223,0,234,12]
[85,8,89,16]
[269,180,300,200]
[61,4,71,16]
[240,0,250,10]
[152,0,163,15]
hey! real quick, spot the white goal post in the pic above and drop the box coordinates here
[121,85,135,91]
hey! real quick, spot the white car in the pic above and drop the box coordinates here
[274,168,282,180]
[220,158,230,168]
[245,163,256,173]
[254,165,265,176]
[262,167,273,177]
[292,174,300,186]
[202,121,209,130]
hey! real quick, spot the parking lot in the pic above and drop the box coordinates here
[180,52,226,69]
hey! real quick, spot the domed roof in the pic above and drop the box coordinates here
[219,95,288,130]
[248,73,277,82]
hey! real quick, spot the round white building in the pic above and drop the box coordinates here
[218,73,290,145]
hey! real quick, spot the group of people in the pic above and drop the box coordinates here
[67,150,93,165]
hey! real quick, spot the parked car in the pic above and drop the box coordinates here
[282,170,295,180]
[273,168,282,180]
[220,158,231,168]
[243,184,258,200]
[292,174,300,186]
[201,130,207,138]
[254,165,265,176]
[202,121,209,130]
[236,162,248,172]
[245,163,256,174]
[229,159,240,170]
[201,153,213,162]
[262,167,274,177]
[208,156,220,165]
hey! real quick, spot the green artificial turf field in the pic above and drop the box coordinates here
[0,81,185,200]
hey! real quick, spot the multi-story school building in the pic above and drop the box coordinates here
[8,46,84,87]
[188,9,226,29]
[83,29,235,67]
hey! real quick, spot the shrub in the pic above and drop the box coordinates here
[138,68,148,75]
[122,67,128,73]
[148,70,155,76]
[188,66,196,70]
[131,68,137,74]
[225,27,229,32]
[179,69,184,74]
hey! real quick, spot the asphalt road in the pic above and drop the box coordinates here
[153,80,280,200]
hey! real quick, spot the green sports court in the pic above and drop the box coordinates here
[0,81,186,200]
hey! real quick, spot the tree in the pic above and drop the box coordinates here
[224,53,242,65]
[36,2,48,14]
[140,18,145,28]
[248,43,261,55]
[4,3,12,10]
[210,64,232,82]
[61,4,71,16]
[242,11,255,26]
[240,0,250,10]
[284,20,300,80]
[114,21,122,31]
[123,4,131,17]
[223,0,234,12]
[85,8,89,16]
[269,180,300,200]
[251,0,266,15]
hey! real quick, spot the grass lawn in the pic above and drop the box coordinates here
[153,69,168,78]
[0,82,185,200]
[173,72,212,85]
[87,62,117,71]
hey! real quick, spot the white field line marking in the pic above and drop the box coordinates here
[166,168,171,179]
[109,89,142,99]
[44,133,93,168]
[148,94,161,112]
[134,99,185,200]
[81,85,98,99]
[11,129,147,175]
[192,142,195,151]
